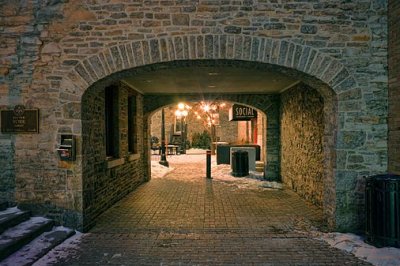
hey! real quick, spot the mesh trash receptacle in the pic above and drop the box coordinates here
[231,150,249,177]
[365,174,400,248]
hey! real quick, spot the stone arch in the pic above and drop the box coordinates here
[147,99,270,165]
[144,93,280,179]
[71,34,345,230]
[67,34,356,98]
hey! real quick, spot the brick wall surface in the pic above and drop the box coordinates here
[0,0,389,231]
[81,82,145,231]
[388,0,400,174]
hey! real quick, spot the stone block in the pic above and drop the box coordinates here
[300,24,318,34]
[172,14,189,26]
[224,26,241,34]
[337,131,366,149]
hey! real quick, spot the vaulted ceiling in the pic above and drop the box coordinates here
[123,66,299,94]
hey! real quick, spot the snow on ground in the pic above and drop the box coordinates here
[151,148,282,190]
[151,160,174,178]
[314,232,400,266]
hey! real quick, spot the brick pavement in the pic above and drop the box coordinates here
[48,156,370,265]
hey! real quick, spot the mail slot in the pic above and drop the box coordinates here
[57,134,76,161]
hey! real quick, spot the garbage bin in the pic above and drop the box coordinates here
[231,150,249,177]
[365,174,400,248]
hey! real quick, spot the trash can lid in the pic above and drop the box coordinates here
[232,150,248,154]
[370,174,400,181]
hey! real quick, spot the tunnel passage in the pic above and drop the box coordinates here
[78,59,337,231]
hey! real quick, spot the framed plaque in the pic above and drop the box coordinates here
[0,105,39,133]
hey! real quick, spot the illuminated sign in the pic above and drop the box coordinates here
[229,104,257,121]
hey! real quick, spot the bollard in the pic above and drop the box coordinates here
[206,150,212,179]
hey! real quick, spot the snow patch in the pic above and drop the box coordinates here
[315,232,400,266]
[0,207,21,215]
[151,161,174,179]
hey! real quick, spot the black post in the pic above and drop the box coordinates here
[206,150,211,179]
[180,116,185,154]
[159,108,169,167]
[183,123,187,154]
[211,124,216,155]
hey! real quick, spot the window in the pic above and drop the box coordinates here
[105,86,118,158]
[128,95,137,154]
[174,116,182,134]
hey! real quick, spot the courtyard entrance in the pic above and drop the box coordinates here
[78,59,335,232]
[42,153,369,265]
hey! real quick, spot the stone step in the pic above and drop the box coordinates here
[255,166,264,172]
[0,226,76,266]
[255,161,264,173]
[0,207,31,234]
[255,161,264,167]
[0,216,54,261]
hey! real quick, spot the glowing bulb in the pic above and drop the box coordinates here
[197,115,201,119]
[203,105,210,112]
[178,103,185,110]
[175,110,182,117]
[182,110,188,116]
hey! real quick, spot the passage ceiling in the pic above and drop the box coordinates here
[123,66,299,94]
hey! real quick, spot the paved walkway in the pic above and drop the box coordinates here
[41,155,370,265]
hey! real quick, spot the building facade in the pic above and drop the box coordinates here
[0,0,396,232]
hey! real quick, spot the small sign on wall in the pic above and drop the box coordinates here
[0,105,39,133]
[229,104,257,121]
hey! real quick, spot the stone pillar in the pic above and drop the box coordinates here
[264,101,281,181]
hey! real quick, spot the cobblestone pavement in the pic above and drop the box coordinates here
[49,156,370,265]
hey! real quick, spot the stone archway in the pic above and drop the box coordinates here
[78,62,338,232]
[58,34,352,231]
[65,35,353,99]
[0,0,387,236]
[144,93,279,177]
[145,100,270,179]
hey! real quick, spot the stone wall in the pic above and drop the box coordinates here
[81,82,145,231]
[281,84,324,207]
[0,136,14,205]
[0,0,388,231]
[388,0,400,174]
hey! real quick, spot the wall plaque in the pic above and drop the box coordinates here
[229,104,257,121]
[0,105,39,133]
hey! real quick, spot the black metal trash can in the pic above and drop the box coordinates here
[365,174,400,248]
[231,150,249,177]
